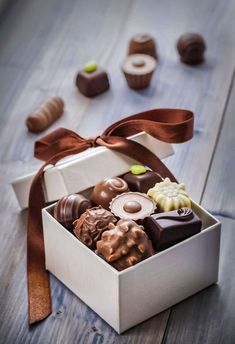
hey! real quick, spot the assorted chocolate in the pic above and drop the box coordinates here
[121,54,157,89]
[110,192,156,221]
[144,208,202,251]
[147,177,191,212]
[96,219,154,271]
[53,165,202,272]
[90,177,129,210]
[177,33,206,65]
[75,61,110,97]
[128,33,158,60]
[73,206,116,249]
[26,96,64,133]
[123,165,162,193]
[54,194,92,230]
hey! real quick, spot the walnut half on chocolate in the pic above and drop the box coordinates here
[96,219,154,271]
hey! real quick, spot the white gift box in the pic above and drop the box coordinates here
[11,132,174,209]
[42,201,220,334]
[12,131,221,333]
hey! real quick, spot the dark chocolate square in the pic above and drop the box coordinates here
[76,68,109,97]
[144,208,202,251]
[123,171,162,193]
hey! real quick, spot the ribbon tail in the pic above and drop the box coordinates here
[27,146,91,324]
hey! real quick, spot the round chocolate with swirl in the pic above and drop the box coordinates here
[177,33,206,65]
[90,177,129,210]
[96,219,154,271]
[53,194,92,230]
[73,206,117,249]
[110,192,156,221]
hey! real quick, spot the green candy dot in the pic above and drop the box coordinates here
[130,165,147,175]
[84,61,97,72]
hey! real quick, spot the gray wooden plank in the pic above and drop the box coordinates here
[162,216,235,344]
[162,68,235,344]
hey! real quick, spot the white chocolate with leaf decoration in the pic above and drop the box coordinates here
[147,177,191,212]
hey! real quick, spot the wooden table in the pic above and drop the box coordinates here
[1,0,235,343]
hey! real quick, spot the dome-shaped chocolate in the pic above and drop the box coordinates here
[177,33,206,65]
[53,194,92,230]
[90,177,129,210]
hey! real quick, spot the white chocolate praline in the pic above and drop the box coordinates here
[147,177,191,212]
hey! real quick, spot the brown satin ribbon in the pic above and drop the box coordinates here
[27,108,194,324]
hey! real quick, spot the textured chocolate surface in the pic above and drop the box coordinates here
[177,33,206,65]
[73,206,117,249]
[26,96,64,133]
[128,33,158,59]
[147,177,191,212]
[123,170,162,193]
[75,68,109,97]
[53,194,92,230]
[96,219,154,271]
[110,192,156,221]
[144,208,202,251]
[90,177,129,210]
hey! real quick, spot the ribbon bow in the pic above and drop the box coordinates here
[27,108,194,324]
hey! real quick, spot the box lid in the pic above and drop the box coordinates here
[11,132,174,209]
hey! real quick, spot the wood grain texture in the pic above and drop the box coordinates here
[0,0,235,343]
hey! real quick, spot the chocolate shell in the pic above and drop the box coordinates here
[53,194,92,230]
[96,219,154,271]
[90,177,129,210]
[73,206,117,249]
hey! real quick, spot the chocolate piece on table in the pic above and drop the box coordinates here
[177,33,206,65]
[73,206,117,249]
[90,177,129,210]
[75,62,109,97]
[110,192,156,221]
[121,54,157,89]
[53,194,92,230]
[144,208,202,251]
[96,219,154,271]
[147,177,191,212]
[128,33,158,60]
[123,169,162,193]
[26,96,64,133]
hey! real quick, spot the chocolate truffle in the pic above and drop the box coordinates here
[128,33,158,59]
[121,54,157,89]
[96,219,154,271]
[147,178,191,212]
[177,33,206,65]
[110,192,156,221]
[26,96,64,133]
[75,62,109,97]
[73,206,117,249]
[144,208,202,251]
[53,194,92,230]
[90,177,129,210]
[123,167,162,193]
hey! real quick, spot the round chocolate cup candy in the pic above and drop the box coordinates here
[121,54,157,89]
[110,192,156,221]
